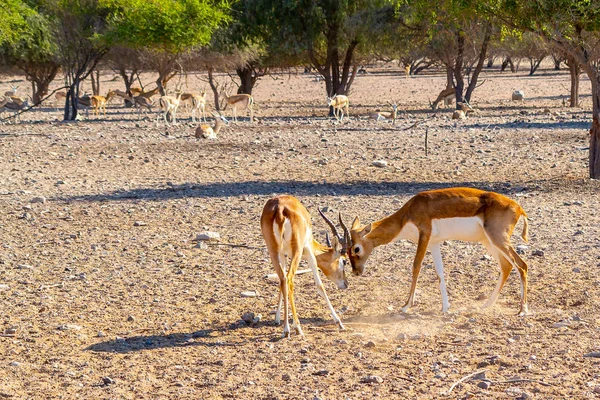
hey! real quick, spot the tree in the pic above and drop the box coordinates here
[0,0,31,46]
[250,0,396,101]
[1,9,60,104]
[493,0,600,178]
[104,0,228,95]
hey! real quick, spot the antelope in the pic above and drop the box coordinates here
[190,91,207,123]
[195,113,228,139]
[327,94,350,122]
[430,87,456,110]
[452,102,475,120]
[222,91,254,123]
[4,86,18,97]
[156,88,183,125]
[129,87,159,99]
[90,90,115,117]
[3,97,29,122]
[261,195,349,338]
[368,102,399,125]
[340,187,530,316]
[404,65,411,78]
[54,91,67,110]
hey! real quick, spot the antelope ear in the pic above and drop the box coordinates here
[362,223,372,235]
[330,235,341,251]
[351,216,361,230]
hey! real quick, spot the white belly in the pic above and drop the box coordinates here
[395,217,485,243]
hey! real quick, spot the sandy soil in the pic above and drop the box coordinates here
[0,63,599,399]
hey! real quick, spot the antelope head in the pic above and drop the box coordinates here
[318,209,349,289]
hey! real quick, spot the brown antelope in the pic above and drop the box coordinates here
[222,91,254,123]
[430,87,456,110]
[90,90,115,117]
[452,102,475,120]
[156,88,183,125]
[195,113,228,139]
[327,94,350,122]
[54,91,67,110]
[4,86,19,97]
[340,187,530,316]
[368,102,399,125]
[261,195,349,338]
[3,96,29,122]
[404,65,411,78]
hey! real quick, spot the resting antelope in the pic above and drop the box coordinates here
[452,102,475,120]
[261,195,349,338]
[195,113,228,139]
[90,90,115,117]
[156,89,183,125]
[340,187,530,316]
[4,86,19,97]
[368,102,399,125]
[327,94,350,122]
[222,91,254,123]
[430,88,456,110]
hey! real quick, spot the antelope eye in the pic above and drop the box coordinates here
[354,246,360,254]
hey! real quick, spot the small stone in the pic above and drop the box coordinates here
[313,369,329,376]
[195,241,208,250]
[360,375,383,384]
[364,341,376,348]
[102,376,115,385]
[574,229,584,235]
[9,362,21,367]
[516,245,529,255]
[252,314,262,324]
[572,267,581,273]
[532,250,544,257]
[583,352,600,358]
[5,328,17,335]
[57,324,82,331]
[0,284,10,291]
[396,333,408,340]
[196,231,220,241]
[282,374,291,381]
[127,315,135,322]
[551,321,569,328]
[241,312,255,324]
[372,160,388,168]
[133,221,147,227]
[477,381,491,390]
[17,264,33,270]
[30,196,47,204]
[240,291,258,298]
[97,331,106,337]
[593,387,600,394]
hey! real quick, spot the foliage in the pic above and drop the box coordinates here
[0,0,33,46]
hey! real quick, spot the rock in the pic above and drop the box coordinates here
[17,264,33,270]
[127,315,135,322]
[516,245,529,254]
[196,231,220,241]
[593,386,600,394]
[477,381,491,390]
[512,90,525,101]
[372,160,388,168]
[574,229,584,235]
[572,267,581,273]
[133,221,147,226]
[5,328,17,335]
[583,352,600,358]
[253,314,262,324]
[396,333,408,340]
[102,376,115,385]
[313,369,329,376]
[364,341,376,348]
[551,321,569,328]
[282,373,291,381]
[241,312,255,324]
[532,250,544,257]
[360,375,383,384]
[97,331,106,337]
[9,362,21,367]
[57,324,82,331]
[0,284,9,291]
[241,291,258,298]
[30,196,47,204]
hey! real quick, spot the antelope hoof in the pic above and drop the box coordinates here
[401,304,411,313]
[337,321,346,331]
[517,304,530,317]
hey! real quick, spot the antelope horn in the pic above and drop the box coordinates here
[318,208,342,244]
[338,212,351,253]
[325,232,331,247]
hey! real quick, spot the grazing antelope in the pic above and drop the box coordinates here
[156,89,183,125]
[195,113,228,139]
[327,94,350,122]
[4,86,19,97]
[368,102,399,125]
[3,97,29,122]
[430,88,456,110]
[261,195,349,338]
[340,187,530,316]
[90,90,115,117]
[222,91,254,123]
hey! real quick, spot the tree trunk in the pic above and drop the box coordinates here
[588,74,600,178]
[501,57,515,73]
[90,69,100,95]
[207,67,221,112]
[553,56,562,70]
[465,22,492,103]
[529,56,545,76]
[117,67,137,107]
[567,56,580,107]
[453,30,466,107]
[445,65,454,89]
[236,66,255,95]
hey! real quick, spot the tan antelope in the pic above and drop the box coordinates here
[130,87,160,99]
[156,88,183,125]
[3,96,29,122]
[195,113,228,139]
[261,195,349,338]
[222,91,254,123]
[54,91,67,110]
[340,187,530,316]
[404,65,411,78]
[327,94,350,122]
[452,101,475,120]
[368,102,399,125]
[4,86,19,97]
[430,87,456,110]
[90,90,116,117]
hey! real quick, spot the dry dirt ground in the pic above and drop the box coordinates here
[1,63,599,399]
